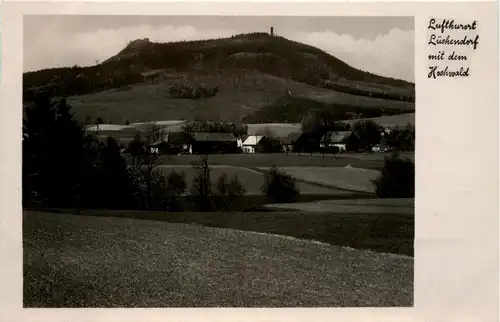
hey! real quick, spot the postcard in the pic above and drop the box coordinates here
[0,1,498,321]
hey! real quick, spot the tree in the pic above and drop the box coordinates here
[181,122,196,135]
[301,110,345,157]
[163,170,187,211]
[84,115,93,125]
[305,138,316,156]
[128,132,145,164]
[331,145,340,158]
[233,124,248,138]
[23,92,91,208]
[352,120,382,151]
[90,137,137,209]
[301,113,316,134]
[344,132,361,152]
[216,173,246,210]
[372,153,414,198]
[262,165,299,203]
[150,169,187,211]
[128,123,166,209]
[317,111,337,158]
[385,124,415,152]
[190,155,213,211]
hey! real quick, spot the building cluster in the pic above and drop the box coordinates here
[87,120,400,156]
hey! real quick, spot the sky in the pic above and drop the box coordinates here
[24,16,414,82]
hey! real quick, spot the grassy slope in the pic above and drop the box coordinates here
[68,71,414,124]
[342,113,415,128]
[24,211,413,307]
[241,95,414,124]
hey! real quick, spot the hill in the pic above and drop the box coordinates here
[23,33,415,124]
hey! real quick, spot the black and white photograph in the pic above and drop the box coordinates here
[22,15,416,307]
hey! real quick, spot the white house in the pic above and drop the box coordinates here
[242,135,264,154]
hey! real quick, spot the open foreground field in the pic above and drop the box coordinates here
[24,211,413,307]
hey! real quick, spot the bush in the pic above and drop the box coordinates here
[262,165,299,203]
[216,173,247,210]
[373,154,414,198]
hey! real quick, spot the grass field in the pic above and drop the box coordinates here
[256,166,381,193]
[158,165,349,195]
[157,153,394,170]
[67,70,414,124]
[263,198,414,213]
[24,211,413,307]
[342,113,415,128]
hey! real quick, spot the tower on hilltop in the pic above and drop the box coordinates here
[270,26,274,36]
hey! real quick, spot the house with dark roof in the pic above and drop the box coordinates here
[320,131,356,152]
[151,132,191,154]
[190,132,238,154]
[242,135,283,154]
[280,132,305,153]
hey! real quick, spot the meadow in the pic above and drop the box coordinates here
[257,166,381,193]
[157,152,404,170]
[23,210,413,307]
[157,165,345,195]
[343,113,415,128]
[263,198,414,213]
[67,71,414,124]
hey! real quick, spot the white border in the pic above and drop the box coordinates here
[1,1,498,322]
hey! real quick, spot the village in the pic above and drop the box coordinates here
[86,117,414,157]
